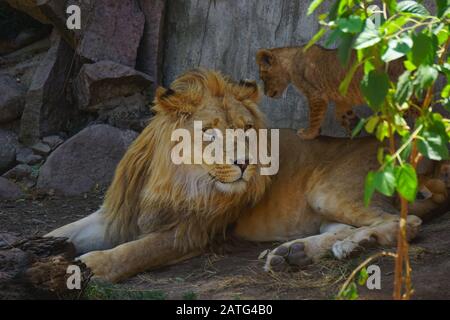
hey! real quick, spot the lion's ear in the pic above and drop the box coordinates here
[256,49,275,67]
[236,79,260,103]
[154,86,194,116]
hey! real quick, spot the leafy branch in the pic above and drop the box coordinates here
[307,0,450,300]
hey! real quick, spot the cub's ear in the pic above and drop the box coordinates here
[256,49,275,67]
[235,79,261,103]
[154,86,194,116]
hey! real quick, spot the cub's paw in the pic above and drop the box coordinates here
[261,242,312,272]
[297,128,319,140]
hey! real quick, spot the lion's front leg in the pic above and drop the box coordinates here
[78,231,201,282]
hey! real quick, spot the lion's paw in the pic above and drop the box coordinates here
[77,251,115,282]
[332,235,377,260]
[262,242,313,272]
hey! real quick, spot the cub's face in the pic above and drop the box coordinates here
[256,49,290,99]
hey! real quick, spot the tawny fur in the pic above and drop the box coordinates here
[47,70,445,282]
[256,45,404,139]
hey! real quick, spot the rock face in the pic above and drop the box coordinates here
[0,130,19,174]
[6,0,145,68]
[19,31,76,145]
[75,0,145,68]
[163,0,344,134]
[37,124,138,196]
[5,0,51,24]
[0,177,23,200]
[136,0,166,86]
[0,75,26,124]
[73,61,153,111]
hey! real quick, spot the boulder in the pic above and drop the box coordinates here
[31,142,51,156]
[19,31,76,145]
[16,148,42,165]
[42,135,64,150]
[0,130,19,174]
[37,124,138,196]
[2,164,33,181]
[0,75,26,124]
[73,61,153,111]
[97,93,152,131]
[0,177,23,200]
[136,0,166,87]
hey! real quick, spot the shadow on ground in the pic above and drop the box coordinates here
[1,194,449,300]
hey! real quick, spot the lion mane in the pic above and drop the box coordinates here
[102,69,271,251]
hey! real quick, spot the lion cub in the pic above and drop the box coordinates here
[256,45,404,139]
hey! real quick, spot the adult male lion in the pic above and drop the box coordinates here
[48,69,430,282]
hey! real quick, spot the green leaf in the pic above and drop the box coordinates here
[364,171,376,206]
[442,84,450,99]
[376,120,389,141]
[408,32,435,66]
[414,65,439,92]
[395,164,418,202]
[307,0,326,15]
[383,15,409,35]
[374,166,396,197]
[365,116,380,134]
[326,28,344,46]
[394,113,409,136]
[354,19,381,50]
[384,0,398,13]
[436,0,450,17]
[338,33,355,65]
[361,71,390,110]
[417,129,449,160]
[382,36,413,62]
[358,267,369,286]
[340,282,359,300]
[397,1,430,15]
[395,71,413,104]
[404,60,417,71]
[338,15,364,34]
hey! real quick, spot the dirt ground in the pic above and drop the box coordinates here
[1,193,449,300]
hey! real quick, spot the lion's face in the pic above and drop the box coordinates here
[153,71,269,196]
[256,49,290,99]
[184,94,259,193]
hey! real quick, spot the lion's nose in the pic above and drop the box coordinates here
[234,159,249,173]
